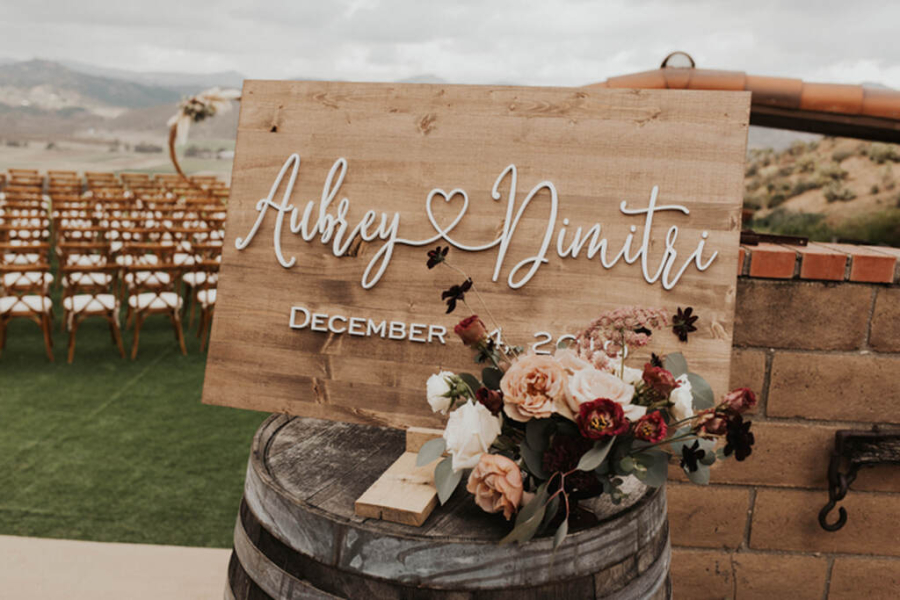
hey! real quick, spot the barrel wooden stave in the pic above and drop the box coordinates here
[230,415,672,599]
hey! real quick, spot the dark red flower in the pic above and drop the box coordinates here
[642,363,678,396]
[724,415,755,462]
[696,410,729,437]
[475,387,503,415]
[441,278,472,314]
[426,245,449,269]
[680,440,706,472]
[454,315,487,346]
[576,399,629,440]
[672,306,699,342]
[541,434,602,498]
[633,411,667,443]
[721,387,757,414]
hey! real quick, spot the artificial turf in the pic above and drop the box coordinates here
[0,309,267,548]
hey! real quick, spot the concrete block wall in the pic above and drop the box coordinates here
[669,243,900,599]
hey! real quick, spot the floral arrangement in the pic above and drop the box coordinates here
[417,247,756,546]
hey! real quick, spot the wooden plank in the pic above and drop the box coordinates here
[203,81,750,428]
[354,452,439,526]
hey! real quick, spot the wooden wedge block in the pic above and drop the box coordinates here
[354,452,439,526]
[405,426,444,452]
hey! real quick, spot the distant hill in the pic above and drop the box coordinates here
[59,59,245,93]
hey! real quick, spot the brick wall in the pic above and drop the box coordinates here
[669,242,900,599]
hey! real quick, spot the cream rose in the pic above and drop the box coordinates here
[607,358,644,386]
[466,454,524,520]
[669,374,693,421]
[426,371,455,414]
[500,354,569,422]
[567,367,644,420]
[443,401,502,472]
[554,348,592,374]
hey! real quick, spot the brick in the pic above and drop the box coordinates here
[667,421,900,492]
[671,549,733,599]
[869,287,900,352]
[734,280,871,350]
[819,243,896,284]
[768,352,900,424]
[829,557,900,600]
[731,553,827,600]
[748,243,797,279]
[797,242,849,281]
[671,549,828,600]
[729,348,767,413]
[751,488,900,556]
[668,483,750,549]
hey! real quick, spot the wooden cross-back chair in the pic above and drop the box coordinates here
[182,242,222,327]
[60,263,124,363]
[120,243,186,359]
[192,259,221,352]
[0,263,54,361]
[0,241,49,267]
[0,225,51,245]
[57,225,107,245]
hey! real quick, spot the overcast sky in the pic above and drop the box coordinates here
[2,0,899,88]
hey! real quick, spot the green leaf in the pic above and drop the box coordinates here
[521,441,549,480]
[687,372,715,410]
[556,338,570,349]
[618,456,635,474]
[434,457,463,504]
[686,463,710,485]
[499,503,546,545]
[481,367,504,390]
[538,495,561,534]
[458,373,481,397]
[576,437,615,471]
[525,418,554,451]
[700,451,717,466]
[553,519,569,550]
[664,352,688,378]
[416,437,446,466]
[515,482,549,527]
[633,450,669,487]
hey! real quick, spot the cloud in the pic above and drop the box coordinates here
[1,0,898,88]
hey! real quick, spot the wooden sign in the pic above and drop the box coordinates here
[202,81,750,430]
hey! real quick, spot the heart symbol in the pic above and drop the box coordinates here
[425,187,469,239]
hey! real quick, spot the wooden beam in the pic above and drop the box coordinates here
[750,104,900,143]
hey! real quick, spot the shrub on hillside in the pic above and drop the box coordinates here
[867,143,899,164]
[815,162,848,182]
[824,183,857,203]
[832,148,855,163]
[751,208,900,247]
[796,154,816,173]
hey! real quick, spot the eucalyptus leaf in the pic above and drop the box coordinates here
[515,481,549,527]
[618,456,635,474]
[687,372,715,410]
[521,440,549,480]
[686,463,710,485]
[525,418,554,451]
[553,519,569,550]
[434,457,463,504]
[499,504,546,545]
[481,367,504,390]
[700,450,717,466]
[416,438,446,466]
[577,436,615,471]
[458,373,481,397]
[633,450,669,487]
[539,495,561,534]
[664,352,689,378]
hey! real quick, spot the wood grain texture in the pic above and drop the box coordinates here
[203,81,750,428]
[353,451,439,526]
[230,416,671,598]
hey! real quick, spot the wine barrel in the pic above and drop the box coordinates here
[227,415,671,600]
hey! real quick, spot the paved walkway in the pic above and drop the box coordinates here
[0,535,231,599]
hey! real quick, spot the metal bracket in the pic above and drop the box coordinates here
[819,426,900,531]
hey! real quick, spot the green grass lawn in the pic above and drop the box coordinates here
[0,308,267,548]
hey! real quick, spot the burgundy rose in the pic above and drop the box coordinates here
[475,386,503,415]
[633,411,668,443]
[642,363,678,396]
[454,315,488,346]
[721,387,757,414]
[577,398,629,440]
[696,410,729,436]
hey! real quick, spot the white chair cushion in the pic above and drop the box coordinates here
[128,292,182,311]
[173,253,195,266]
[63,272,112,287]
[125,271,171,286]
[68,255,107,267]
[2,272,53,287]
[116,254,159,266]
[197,289,217,308]
[182,272,218,287]
[63,294,118,313]
[3,253,39,264]
[0,295,52,314]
